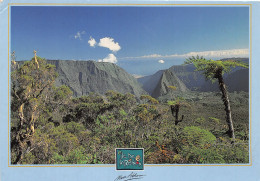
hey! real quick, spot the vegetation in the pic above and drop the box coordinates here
[185,56,248,141]
[11,55,249,164]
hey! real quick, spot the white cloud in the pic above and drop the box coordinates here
[183,49,249,58]
[158,59,165,64]
[98,37,121,52]
[74,31,85,40]
[88,36,97,47]
[142,54,162,58]
[98,54,117,63]
[122,49,249,60]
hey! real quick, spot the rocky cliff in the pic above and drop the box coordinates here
[151,69,189,98]
[45,60,147,97]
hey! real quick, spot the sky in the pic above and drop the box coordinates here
[11,6,249,75]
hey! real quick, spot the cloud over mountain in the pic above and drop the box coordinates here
[98,53,117,63]
[98,37,121,52]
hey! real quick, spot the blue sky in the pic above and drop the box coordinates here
[11,6,249,75]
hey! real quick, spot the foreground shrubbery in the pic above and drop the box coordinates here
[12,91,249,164]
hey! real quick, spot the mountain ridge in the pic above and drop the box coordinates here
[15,58,249,99]
[138,58,249,97]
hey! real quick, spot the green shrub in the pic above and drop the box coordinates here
[182,147,225,164]
[177,126,219,163]
[65,147,89,164]
[65,122,85,134]
[217,141,249,163]
[21,152,36,164]
[51,153,66,164]
[180,126,216,148]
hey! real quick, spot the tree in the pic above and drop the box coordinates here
[168,97,190,125]
[185,56,248,141]
[11,53,58,164]
[167,85,186,125]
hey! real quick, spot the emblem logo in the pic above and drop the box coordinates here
[115,148,144,170]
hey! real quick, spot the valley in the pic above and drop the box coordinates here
[11,57,249,164]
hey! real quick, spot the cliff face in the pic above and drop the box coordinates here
[137,64,204,97]
[169,64,206,91]
[46,60,147,97]
[200,69,249,92]
[138,70,164,94]
[151,69,188,98]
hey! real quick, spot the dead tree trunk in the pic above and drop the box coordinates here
[33,50,39,69]
[170,104,184,125]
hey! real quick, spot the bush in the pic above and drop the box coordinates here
[180,126,216,148]
[182,146,225,164]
